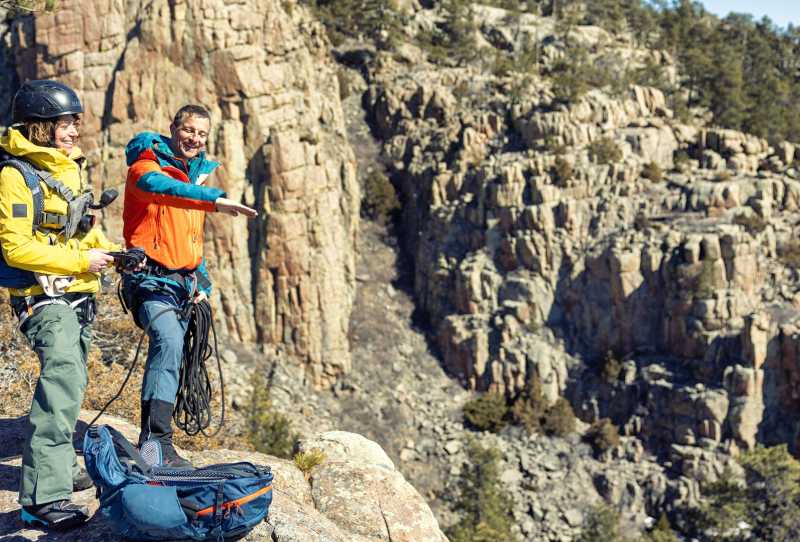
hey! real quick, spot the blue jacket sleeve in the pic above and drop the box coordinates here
[137,170,225,202]
[196,257,213,296]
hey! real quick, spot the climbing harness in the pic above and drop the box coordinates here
[11,292,95,329]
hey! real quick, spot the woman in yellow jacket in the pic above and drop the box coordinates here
[0,81,116,529]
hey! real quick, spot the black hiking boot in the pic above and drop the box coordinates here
[139,399,193,469]
[161,442,193,469]
[21,500,89,530]
[72,467,94,492]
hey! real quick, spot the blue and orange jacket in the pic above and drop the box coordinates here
[123,132,224,291]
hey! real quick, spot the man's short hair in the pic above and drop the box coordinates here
[172,104,210,127]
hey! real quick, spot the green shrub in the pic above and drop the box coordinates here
[1,0,58,11]
[552,157,574,186]
[630,59,670,91]
[491,39,540,79]
[463,392,508,432]
[416,0,479,66]
[643,514,680,542]
[578,505,679,542]
[304,0,404,50]
[542,398,577,437]
[549,40,611,104]
[446,439,519,542]
[641,161,663,182]
[778,240,800,268]
[733,213,767,235]
[245,374,296,459]
[584,418,620,457]
[714,170,733,182]
[588,137,623,165]
[510,375,549,433]
[362,169,400,224]
[577,504,622,542]
[511,375,576,436]
[673,150,691,171]
[633,212,651,232]
[689,445,800,541]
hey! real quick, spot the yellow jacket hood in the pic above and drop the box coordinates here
[0,127,84,175]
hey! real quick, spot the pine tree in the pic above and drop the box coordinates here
[446,439,519,542]
[707,25,748,130]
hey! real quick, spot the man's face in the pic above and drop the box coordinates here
[169,115,210,160]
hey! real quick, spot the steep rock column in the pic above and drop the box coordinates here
[10,0,358,385]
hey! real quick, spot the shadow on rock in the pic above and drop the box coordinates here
[0,464,20,492]
[0,508,25,539]
[0,417,27,461]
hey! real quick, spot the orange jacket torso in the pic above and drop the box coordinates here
[122,132,224,271]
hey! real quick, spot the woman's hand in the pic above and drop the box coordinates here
[86,249,115,273]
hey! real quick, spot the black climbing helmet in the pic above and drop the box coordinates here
[12,80,83,123]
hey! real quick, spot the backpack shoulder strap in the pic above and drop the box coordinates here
[0,157,45,231]
[103,425,153,475]
[39,174,75,202]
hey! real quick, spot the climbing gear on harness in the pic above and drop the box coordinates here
[12,80,83,123]
[83,424,273,541]
[139,260,211,292]
[117,259,205,329]
[10,292,95,329]
[35,273,75,297]
[21,499,90,530]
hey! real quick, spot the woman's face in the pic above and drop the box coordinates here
[53,114,80,153]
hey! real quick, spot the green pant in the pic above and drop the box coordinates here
[18,303,91,506]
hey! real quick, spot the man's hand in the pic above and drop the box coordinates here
[214,197,257,218]
[86,249,115,273]
[193,291,208,304]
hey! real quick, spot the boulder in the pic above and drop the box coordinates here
[0,413,444,542]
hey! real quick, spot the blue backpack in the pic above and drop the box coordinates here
[83,425,273,541]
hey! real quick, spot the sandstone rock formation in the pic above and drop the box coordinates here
[354,3,800,523]
[0,412,446,541]
[3,0,358,385]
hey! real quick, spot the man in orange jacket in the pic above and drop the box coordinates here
[122,105,256,467]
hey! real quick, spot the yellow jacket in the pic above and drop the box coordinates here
[0,128,119,297]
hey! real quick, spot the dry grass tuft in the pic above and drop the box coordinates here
[0,285,248,452]
[0,289,41,418]
[294,448,326,480]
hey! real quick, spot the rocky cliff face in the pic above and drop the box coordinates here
[355,2,800,519]
[3,0,358,385]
